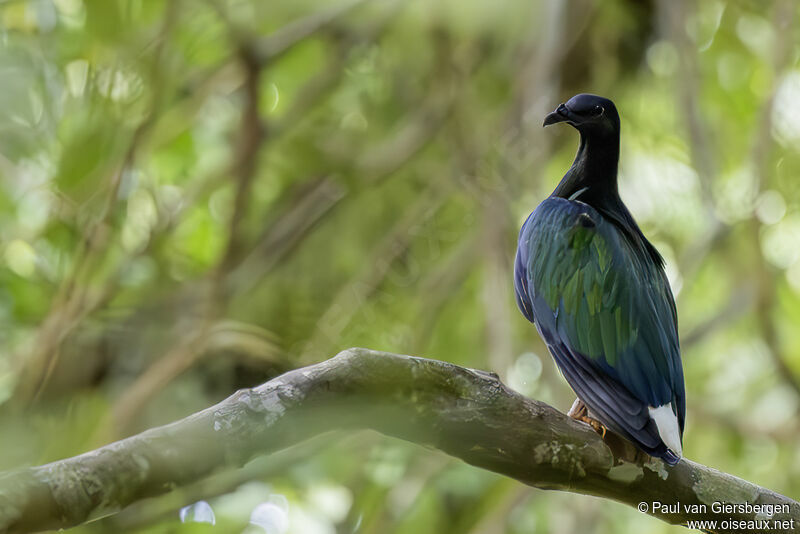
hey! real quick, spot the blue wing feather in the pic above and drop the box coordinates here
[514,197,685,462]
[514,213,535,323]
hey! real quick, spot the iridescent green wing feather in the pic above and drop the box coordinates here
[514,197,684,432]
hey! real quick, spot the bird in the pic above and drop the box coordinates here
[513,94,685,465]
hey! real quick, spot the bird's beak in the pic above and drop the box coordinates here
[543,103,570,127]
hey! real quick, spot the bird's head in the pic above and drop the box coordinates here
[543,94,619,134]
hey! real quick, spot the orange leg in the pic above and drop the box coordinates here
[568,398,608,438]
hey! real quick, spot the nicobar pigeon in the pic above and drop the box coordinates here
[513,94,685,465]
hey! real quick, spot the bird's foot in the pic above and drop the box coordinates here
[568,398,607,438]
[567,398,587,418]
[579,415,607,439]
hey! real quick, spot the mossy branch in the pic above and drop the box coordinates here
[0,348,797,533]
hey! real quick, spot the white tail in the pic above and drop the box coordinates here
[649,404,682,457]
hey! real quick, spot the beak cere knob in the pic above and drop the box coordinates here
[543,103,569,127]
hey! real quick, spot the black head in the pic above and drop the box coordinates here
[543,94,620,134]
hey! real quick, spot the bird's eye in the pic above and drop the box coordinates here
[592,105,604,116]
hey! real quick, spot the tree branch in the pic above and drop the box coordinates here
[0,348,797,533]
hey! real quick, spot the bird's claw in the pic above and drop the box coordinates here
[567,398,587,419]
[568,399,607,438]
[579,415,607,438]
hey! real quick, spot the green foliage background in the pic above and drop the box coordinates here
[0,0,798,532]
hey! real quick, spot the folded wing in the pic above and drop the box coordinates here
[514,197,685,463]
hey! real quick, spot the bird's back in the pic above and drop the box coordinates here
[514,196,685,463]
